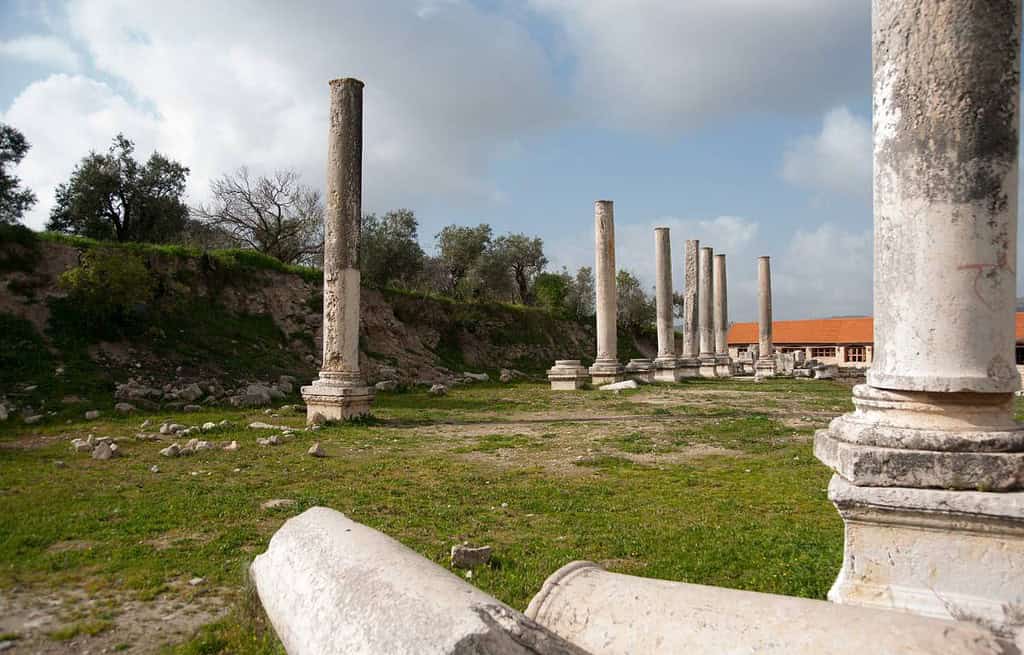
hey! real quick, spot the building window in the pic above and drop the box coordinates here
[846,345,866,363]
[1016,345,1024,365]
[736,346,748,356]
[811,346,836,359]
[781,347,803,354]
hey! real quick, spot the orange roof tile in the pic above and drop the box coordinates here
[729,313,1024,345]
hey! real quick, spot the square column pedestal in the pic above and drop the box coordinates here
[589,359,625,386]
[675,357,701,378]
[815,385,1024,634]
[714,356,733,378]
[625,359,654,384]
[821,475,1024,631]
[754,358,776,379]
[547,360,590,390]
[698,356,719,378]
[301,375,375,422]
[653,357,681,382]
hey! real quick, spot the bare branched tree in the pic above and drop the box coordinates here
[192,167,323,265]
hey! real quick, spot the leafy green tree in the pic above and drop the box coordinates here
[569,266,595,320]
[534,270,572,317]
[361,209,425,288]
[0,123,37,224]
[48,134,189,242]
[436,223,492,296]
[193,167,322,265]
[617,269,656,331]
[491,233,547,303]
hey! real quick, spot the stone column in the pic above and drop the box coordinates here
[589,200,625,385]
[754,256,775,377]
[815,0,1024,634]
[697,246,717,376]
[678,239,701,377]
[653,227,679,381]
[713,253,732,377]
[301,78,374,422]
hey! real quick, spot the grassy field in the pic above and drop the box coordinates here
[0,378,859,653]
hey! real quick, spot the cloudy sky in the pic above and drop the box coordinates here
[1,1,893,321]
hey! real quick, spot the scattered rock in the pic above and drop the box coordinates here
[150,465,160,473]
[194,440,214,451]
[450,544,492,569]
[429,384,448,397]
[261,498,296,510]
[91,441,114,460]
[249,421,289,430]
[183,404,203,413]
[375,380,397,392]
[0,405,7,422]
[159,444,181,457]
[309,412,327,426]
[71,438,92,453]
[178,445,196,457]
[114,402,136,415]
[463,372,489,382]
[24,414,44,425]
[159,423,172,435]
[84,410,101,420]
[202,421,216,431]
[307,442,326,457]
[223,440,239,451]
[257,435,282,446]
[599,380,639,391]
[178,383,204,403]
[140,419,152,429]
[499,369,513,383]
[168,423,187,434]
[189,577,204,586]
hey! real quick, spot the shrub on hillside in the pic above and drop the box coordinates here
[58,248,155,333]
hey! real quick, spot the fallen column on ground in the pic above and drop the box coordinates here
[301,78,374,422]
[250,508,589,655]
[814,0,1024,635]
[652,227,680,381]
[525,561,1017,655]
[712,253,732,377]
[589,200,625,385]
[754,256,775,378]
[697,246,717,377]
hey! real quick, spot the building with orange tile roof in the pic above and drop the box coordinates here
[727,314,1024,368]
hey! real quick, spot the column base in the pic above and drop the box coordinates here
[301,378,375,424]
[589,359,625,386]
[698,355,719,378]
[625,358,655,384]
[824,475,1024,636]
[714,356,733,378]
[814,384,1024,491]
[754,358,776,378]
[675,357,701,378]
[547,360,590,391]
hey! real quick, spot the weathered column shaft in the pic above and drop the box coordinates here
[322,78,364,381]
[594,200,617,363]
[698,247,714,357]
[654,228,675,361]
[713,254,728,356]
[302,77,374,422]
[682,240,700,358]
[757,256,772,360]
[869,0,1021,394]
[813,2,1024,631]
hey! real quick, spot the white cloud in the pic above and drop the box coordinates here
[0,34,81,71]
[772,223,872,319]
[781,106,871,196]
[2,74,160,229]
[528,0,868,131]
[49,0,567,221]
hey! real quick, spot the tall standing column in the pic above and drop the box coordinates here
[653,228,679,381]
[712,253,732,377]
[697,247,717,377]
[589,200,625,385]
[677,239,701,377]
[754,256,775,377]
[301,78,374,422]
[815,0,1024,634]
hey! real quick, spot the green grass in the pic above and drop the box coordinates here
[0,381,846,653]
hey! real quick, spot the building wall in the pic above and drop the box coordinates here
[729,344,873,368]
